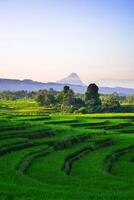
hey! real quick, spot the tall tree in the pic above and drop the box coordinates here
[60,86,75,112]
[35,89,56,106]
[85,83,101,112]
[35,90,46,106]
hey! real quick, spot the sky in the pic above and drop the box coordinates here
[0,0,134,87]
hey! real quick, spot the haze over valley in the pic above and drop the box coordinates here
[0,73,134,95]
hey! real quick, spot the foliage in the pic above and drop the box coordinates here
[101,93,121,112]
[35,89,56,106]
[35,90,46,106]
[74,106,87,114]
[58,86,75,112]
[85,83,101,113]
[0,85,134,113]
[127,96,134,104]
[0,90,36,100]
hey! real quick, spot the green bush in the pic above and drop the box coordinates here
[74,106,87,114]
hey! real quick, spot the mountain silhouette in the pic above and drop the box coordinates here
[0,77,134,95]
[57,73,85,86]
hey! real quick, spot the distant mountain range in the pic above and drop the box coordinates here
[0,73,134,95]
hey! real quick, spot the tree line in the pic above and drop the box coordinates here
[34,84,133,113]
[0,84,134,113]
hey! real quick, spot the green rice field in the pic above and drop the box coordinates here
[0,99,134,200]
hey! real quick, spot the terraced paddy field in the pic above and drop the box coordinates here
[0,100,134,200]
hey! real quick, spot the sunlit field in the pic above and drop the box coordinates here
[0,100,134,200]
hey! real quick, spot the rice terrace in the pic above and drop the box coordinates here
[0,1,134,199]
[0,99,133,200]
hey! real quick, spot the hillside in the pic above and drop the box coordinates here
[0,78,134,95]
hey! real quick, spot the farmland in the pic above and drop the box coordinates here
[0,99,134,200]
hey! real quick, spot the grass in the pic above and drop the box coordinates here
[0,99,134,200]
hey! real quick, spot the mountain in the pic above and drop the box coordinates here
[0,78,86,93]
[0,78,134,95]
[57,73,85,86]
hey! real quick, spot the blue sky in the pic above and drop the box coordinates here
[0,0,134,86]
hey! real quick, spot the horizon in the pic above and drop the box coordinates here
[0,0,134,87]
[0,72,134,89]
